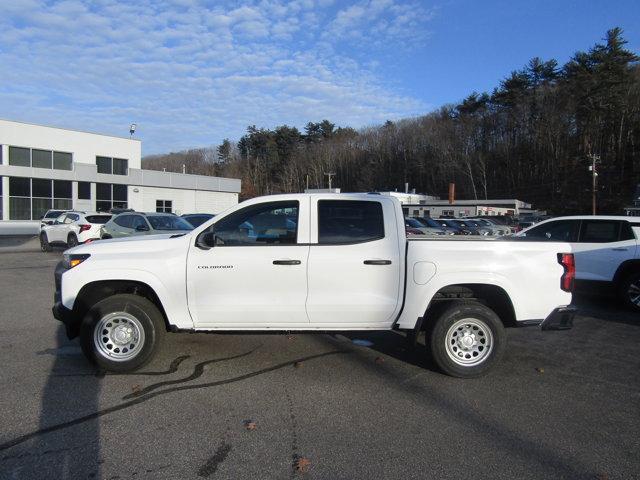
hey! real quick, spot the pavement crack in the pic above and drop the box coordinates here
[122,349,260,399]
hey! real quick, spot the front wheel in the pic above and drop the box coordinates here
[427,302,506,378]
[619,272,640,312]
[67,233,79,248]
[80,294,165,372]
[40,232,52,252]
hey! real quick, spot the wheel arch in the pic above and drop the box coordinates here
[423,283,517,328]
[613,260,640,285]
[73,280,170,331]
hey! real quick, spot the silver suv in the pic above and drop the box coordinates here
[101,212,193,239]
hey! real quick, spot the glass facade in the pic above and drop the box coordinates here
[8,146,73,170]
[96,183,128,212]
[96,156,128,175]
[8,177,72,220]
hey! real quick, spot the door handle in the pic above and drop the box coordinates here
[611,247,628,251]
[364,259,392,265]
[273,260,301,265]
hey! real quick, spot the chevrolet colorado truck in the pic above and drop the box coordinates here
[53,194,575,378]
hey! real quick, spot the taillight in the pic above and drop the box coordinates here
[79,224,92,232]
[557,253,575,292]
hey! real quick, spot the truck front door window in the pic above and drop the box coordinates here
[204,201,299,246]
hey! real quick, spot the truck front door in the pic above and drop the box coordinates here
[187,198,310,328]
[305,198,402,328]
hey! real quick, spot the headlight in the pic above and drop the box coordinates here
[64,253,90,269]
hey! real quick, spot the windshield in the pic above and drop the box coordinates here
[405,218,423,228]
[422,217,443,228]
[183,215,214,228]
[44,210,64,219]
[147,215,194,231]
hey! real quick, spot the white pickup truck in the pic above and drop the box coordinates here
[53,194,576,378]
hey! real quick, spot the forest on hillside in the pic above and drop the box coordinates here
[142,28,640,214]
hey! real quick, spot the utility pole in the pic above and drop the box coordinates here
[324,172,336,190]
[588,154,600,215]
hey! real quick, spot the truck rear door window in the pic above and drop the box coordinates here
[579,220,621,243]
[524,220,580,242]
[318,200,384,244]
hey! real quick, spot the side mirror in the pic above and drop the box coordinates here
[196,231,215,250]
[136,224,150,232]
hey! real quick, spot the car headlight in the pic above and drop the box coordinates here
[64,253,91,269]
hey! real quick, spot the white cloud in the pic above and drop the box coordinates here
[0,0,433,153]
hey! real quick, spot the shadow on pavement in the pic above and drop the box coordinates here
[573,293,639,326]
[2,326,104,478]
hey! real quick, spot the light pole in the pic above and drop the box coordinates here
[588,153,600,215]
[324,172,336,190]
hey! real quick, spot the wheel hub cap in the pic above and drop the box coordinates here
[93,312,145,362]
[445,318,494,366]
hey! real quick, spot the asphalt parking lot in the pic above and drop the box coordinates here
[0,250,638,480]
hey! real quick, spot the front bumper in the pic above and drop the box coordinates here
[53,260,80,339]
[540,305,576,331]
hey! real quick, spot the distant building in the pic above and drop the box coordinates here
[400,199,539,218]
[0,119,240,233]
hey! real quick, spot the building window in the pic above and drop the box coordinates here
[97,156,128,175]
[9,147,30,167]
[156,200,172,213]
[8,177,72,220]
[32,149,52,169]
[78,182,91,200]
[96,183,128,212]
[54,152,72,170]
[7,146,72,170]
[442,210,454,216]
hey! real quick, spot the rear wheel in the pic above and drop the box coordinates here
[40,232,52,252]
[619,272,640,312]
[80,294,165,372]
[67,233,78,248]
[427,302,506,378]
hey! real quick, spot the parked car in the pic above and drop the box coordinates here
[101,212,194,239]
[411,217,457,235]
[406,226,425,236]
[181,213,215,228]
[468,218,512,236]
[54,193,575,378]
[40,212,112,251]
[435,219,472,235]
[445,219,491,236]
[40,209,70,229]
[404,217,446,236]
[517,216,640,310]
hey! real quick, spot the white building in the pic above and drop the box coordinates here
[0,119,240,232]
[401,199,537,218]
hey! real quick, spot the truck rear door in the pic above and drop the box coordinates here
[306,198,403,328]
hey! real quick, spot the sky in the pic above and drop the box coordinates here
[0,0,638,155]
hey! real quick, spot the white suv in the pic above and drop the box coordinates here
[40,212,112,251]
[518,216,640,310]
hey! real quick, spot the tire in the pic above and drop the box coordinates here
[80,294,166,372]
[619,272,640,312]
[101,234,112,240]
[67,233,79,248]
[427,302,506,378]
[40,232,52,252]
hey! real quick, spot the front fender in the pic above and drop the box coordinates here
[61,267,194,330]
